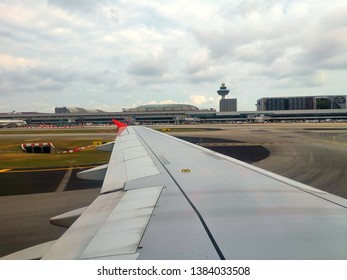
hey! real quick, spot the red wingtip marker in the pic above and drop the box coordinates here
[112,119,127,128]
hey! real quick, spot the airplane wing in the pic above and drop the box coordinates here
[3,121,347,259]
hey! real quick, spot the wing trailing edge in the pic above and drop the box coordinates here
[41,187,163,259]
[77,164,108,181]
[50,207,88,228]
[1,241,56,260]
[97,141,114,152]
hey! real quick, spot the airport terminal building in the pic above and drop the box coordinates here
[124,104,201,112]
[55,107,105,114]
[2,91,347,126]
[257,95,347,111]
[2,105,347,126]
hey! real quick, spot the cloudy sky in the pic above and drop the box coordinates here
[1,0,346,113]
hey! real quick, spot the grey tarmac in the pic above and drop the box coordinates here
[1,123,347,258]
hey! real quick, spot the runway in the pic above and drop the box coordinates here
[1,123,347,258]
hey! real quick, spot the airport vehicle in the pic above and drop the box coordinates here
[0,119,27,128]
[3,120,347,259]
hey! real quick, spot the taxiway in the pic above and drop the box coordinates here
[1,123,347,258]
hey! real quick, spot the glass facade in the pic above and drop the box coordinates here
[257,96,346,111]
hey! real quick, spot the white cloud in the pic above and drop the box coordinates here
[0,54,42,67]
[189,95,208,105]
[0,0,346,112]
[189,95,219,109]
[53,27,72,35]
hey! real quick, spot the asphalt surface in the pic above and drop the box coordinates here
[0,167,103,196]
[176,136,270,163]
[0,188,100,258]
[1,123,347,258]
[169,123,347,198]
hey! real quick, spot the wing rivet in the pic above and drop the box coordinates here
[181,169,191,173]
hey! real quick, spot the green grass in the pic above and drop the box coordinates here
[0,136,112,169]
[0,128,117,134]
[0,150,110,169]
[0,139,99,152]
[0,126,216,169]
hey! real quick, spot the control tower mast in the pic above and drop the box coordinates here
[217,82,237,112]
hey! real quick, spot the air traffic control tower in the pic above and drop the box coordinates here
[217,82,237,112]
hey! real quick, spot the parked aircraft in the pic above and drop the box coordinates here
[0,119,27,128]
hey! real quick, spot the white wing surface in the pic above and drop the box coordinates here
[4,123,347,259]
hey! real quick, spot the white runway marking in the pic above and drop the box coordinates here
[55,167,73,192]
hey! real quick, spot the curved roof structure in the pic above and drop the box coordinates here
[55,107,105,114]
[128,104,199,112]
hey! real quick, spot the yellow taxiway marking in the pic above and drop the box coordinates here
[0,169,12,173]
[5,166,97,173]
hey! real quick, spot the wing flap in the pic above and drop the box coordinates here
[42,187,162,259]
[125,156,160,181]
[77,164,108,181]
[97,141,114,152]
[123,145,148,161]
[50,206,88,228]
[42,191,125,259]
[101,127,160,194]
[79,186,163,259]
[83,253,140,260]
